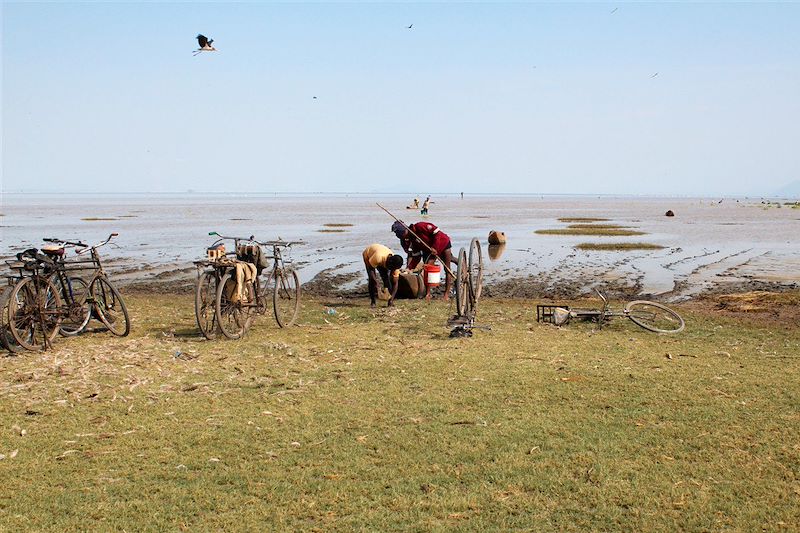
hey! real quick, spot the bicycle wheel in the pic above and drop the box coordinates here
[215,271,255,340]
[92,277,130,337]
[8,277,62,351]
[0,285,24,353]
[625,301,685,334]
[55,276,91,336]
[468,238,483,302]
[454,248,470,316]
[194,271,218,339]
[273,268,300,328]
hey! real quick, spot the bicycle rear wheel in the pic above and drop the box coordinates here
[273,269,300,328]
[55,276,91,336]
[215,271,255,340]
[468,238,483,302]
[625,301,685,334]
[195,271,218,339]
[454,248,470,316]
[8,277,62,351]
[92,277,130,337]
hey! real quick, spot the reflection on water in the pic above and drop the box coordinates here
[488,244,506,261]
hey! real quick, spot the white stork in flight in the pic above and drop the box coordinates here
[193,34,217,56]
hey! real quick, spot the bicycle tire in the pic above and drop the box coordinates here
[92,277,130,337]
[55,276,91,336]
[0,285,24,353]
[454,248,469,316]
[273,268,300,328]
[468,238,483,302]
[215,271,255,340]
[194,271,218,339]
[624,300,685,334]
[8,277,62,351]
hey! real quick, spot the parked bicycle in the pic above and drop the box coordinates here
[537,290,685,334]
[3,234,130,351]
[194,232,303,340]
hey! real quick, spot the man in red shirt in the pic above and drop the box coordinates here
[392,220,456,300]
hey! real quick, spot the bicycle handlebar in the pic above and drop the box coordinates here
[75,233,119,255]
[43,237,88,249]
[207,232,304,248]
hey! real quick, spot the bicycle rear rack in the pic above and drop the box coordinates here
[537,304,569,324]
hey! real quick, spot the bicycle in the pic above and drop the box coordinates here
[536,290,685,334]
[194,232,303,340]
[5,234,130,351]
[449,238,486,337]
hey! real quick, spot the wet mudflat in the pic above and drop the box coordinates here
[2,193,798,300]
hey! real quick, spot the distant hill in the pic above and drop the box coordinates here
[775,180,800,198]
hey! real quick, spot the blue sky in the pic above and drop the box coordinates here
[2,1,799,196]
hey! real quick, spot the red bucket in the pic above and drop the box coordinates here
[423,264,441,287]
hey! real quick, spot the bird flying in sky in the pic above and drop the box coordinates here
[407,24,413,29]
[194,34,217,56]
[651,72,659,78]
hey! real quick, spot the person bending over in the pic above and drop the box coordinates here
[362,243,404,307]
[391,220,456,300]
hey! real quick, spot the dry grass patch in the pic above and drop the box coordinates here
[716,290,800,312]
[323,223,354,228]
[575,242,664,251]
[318,229,347,233]
[558,217,610,223]
[537,228,645,237]
[81,217,118,222]
[567,224,629,230]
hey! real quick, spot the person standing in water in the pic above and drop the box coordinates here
[420,196,431,215]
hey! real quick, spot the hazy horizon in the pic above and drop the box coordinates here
[2,2,799,197]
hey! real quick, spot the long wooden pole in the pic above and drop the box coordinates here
[376,202,456,278]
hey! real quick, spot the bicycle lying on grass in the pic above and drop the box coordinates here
[537,290,685,334]
[1,234,130,352]
[194,232,304,340]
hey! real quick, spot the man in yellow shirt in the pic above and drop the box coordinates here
[362,243,404,307]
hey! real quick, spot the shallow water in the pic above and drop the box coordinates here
[1,193,798,299]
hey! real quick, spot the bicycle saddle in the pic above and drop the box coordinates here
[42,245,65,257]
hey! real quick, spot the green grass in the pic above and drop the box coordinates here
[323,223,354,227]
[0,295,798,531]
[317,229,347,233]
[536,228,646,237]
[575,242,665,251]
[558,217,610,223]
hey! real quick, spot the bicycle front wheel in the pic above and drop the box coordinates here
[0,285,24,353]
[468,238,483,302]
[273,269,300,328]
[92,277,130,337]
[8,277,62,351]
[215,271,255,340]
[195,271,218,339]
[625,301,685,334]
[55,276,91,336]
[454,248,470,316]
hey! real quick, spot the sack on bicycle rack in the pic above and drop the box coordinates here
[552,307,571,326]
[236,244,269,275]
[207,244,225,260]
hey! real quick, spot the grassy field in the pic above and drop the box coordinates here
[1,294,799,531]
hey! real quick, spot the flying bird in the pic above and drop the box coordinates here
[193,34,217,56]
[610,7,618,14]
[407,24,413,29]
[651,72,659,78]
